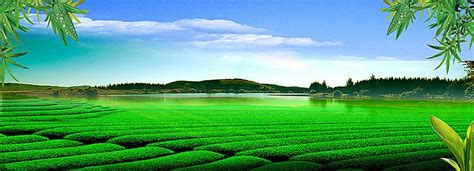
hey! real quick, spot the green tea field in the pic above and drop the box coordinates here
[0,94,472,170]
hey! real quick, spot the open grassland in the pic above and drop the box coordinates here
[0,95,472,170]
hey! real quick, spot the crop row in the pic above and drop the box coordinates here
[0,135,48,145]
[175,156,271,171]
[197,131,440,156]
[0,110,118,122]
[290,141,445,164]
[326,149,451,170]
[107,127,436,148]
[0,106,113,117]
[0,140,82,153]
[0,143,125,164]
[0,147,174,170]
[383,159,452,171]
[34,122,442,139]
[0,104,81,112]
[232,135,443,161]
[77,150,224,171]
[149,128,435,152]
[0,101,58,107]
[251,161,324,171]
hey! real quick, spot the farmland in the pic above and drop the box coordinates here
[0,94,472,170]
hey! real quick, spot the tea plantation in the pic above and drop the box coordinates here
[0,96,472,170]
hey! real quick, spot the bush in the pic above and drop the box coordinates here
[290,142,445,164]
[0,140,82,153]
[175,156,271,171]
[0,143,124,164]
[78,150,224,171]
[0,147,174,170]
[0,135,49,145]
[326,149,451,170]
[197,130,435,155]
[235,135,440,161]
[383,159,453,171]
[251,161,324,171]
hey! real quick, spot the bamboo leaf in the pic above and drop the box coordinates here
[430,116,465,170]
[441,158,461,171]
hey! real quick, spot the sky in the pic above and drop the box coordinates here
[10,0,473,87]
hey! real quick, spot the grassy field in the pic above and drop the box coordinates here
[0,94,472,170]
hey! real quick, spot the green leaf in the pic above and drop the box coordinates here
[430,116,465,170]
[441,158,461,171]
[428,44,446,50]
[465,122,473,171]
[5,52,27,58]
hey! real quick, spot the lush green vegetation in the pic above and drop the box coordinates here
[0,96,472,170]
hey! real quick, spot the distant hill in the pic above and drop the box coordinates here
[100,79,309,93]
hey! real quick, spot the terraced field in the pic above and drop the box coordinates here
[0,95,472,170]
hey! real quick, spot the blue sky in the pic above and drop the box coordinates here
[11,0,473,87]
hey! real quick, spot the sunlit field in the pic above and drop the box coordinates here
[0,94,473,170]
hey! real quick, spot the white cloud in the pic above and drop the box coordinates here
[174,19,265,33]
[192,34,342,47]
[374,56,400,61]
[27,15,264,34]
[218,51,311,70]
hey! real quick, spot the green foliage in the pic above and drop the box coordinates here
[0,147,174,170]
[430,116,474,171]
[0,143,124,164]
[78,150,225,171]
[251,161,324,171]
[383,0,473,73]
[326,149,451,170]
[0,139,82,153]
[175,156,271,171]
[0,135,48,145]
[290,142,445,164]
[0,0,86,85]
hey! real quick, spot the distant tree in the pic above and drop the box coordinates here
[370,74,376,81]
[333,90,343,98]
[310,81,329,93]
[346,78,354,87]
[383,0,473,73]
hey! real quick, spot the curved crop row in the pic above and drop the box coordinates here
[0,140,82,153]
[0,147,174,170]
[1,106,114,117]
[0,101,58,107]
[326,149,451,170]
[0,135,49,145]
[149,128,434,152]
[0,110,117,122]
[234,135,441,161]
[0,104,80,112]
[0,143,124,164]
[78,150,225,171]
[104,127,437,147]
[383,159,452,171]
[175,156,271,171]
[251,161,324,171]
[196,130,436,155]
[290,142,445,164]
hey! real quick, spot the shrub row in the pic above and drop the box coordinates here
[0,104,79,112]
[0,143,124,164]
[175,156,271,171]
[1,106,113,117]
[0,110,117,122]
[101,127,434,147]
[326,149,452,170]
[383,159,453,171]
[78,150,225,171]
[0,140,82,153]
[234,135,441,161]
[196,130,436,155]
[0,147,174,170]
[0,101,57,107]
[251,161,324,171]
[0,135,48,145]
[290,142,445,164]
[149,127,433,152]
